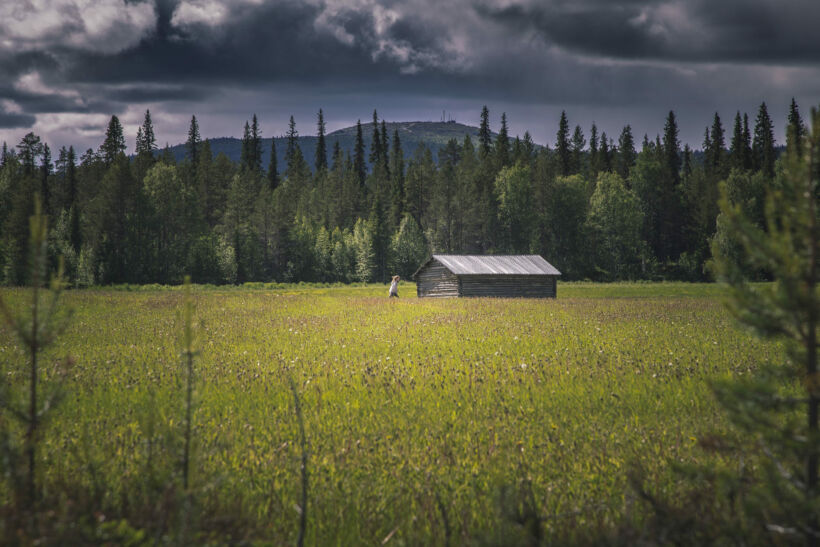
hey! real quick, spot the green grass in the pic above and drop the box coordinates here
[0,282,779,543]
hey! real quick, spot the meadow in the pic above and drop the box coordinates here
[0,282,779,544]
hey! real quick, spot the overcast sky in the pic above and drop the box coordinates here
[1,0,818,154]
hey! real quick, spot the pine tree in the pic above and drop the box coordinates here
[1,141,8,167]
[570,125,585,175]
[100,115,125,165]
[315,109,327,172]
[479,105,492,158]
[354,119,366,187]
[752,102,776,178]
[616,125,636,180]
[186,115,201,167]
[709,105,820,547]
[495,112,510,168]
[267,137,279,190]
[557,111,571,176]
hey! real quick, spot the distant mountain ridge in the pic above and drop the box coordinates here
[165,121,498,169]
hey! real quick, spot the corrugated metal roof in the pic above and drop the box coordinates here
[430,255,561,276]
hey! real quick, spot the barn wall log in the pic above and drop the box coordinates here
[416,261,460,298]
[459,275,556,298]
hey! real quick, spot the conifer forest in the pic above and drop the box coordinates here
[0,101,797,287]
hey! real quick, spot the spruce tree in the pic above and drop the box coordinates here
[40,144,51,214]
[707,112,726,177]
[479,105,492,158]
[370,110,382,166]
[663,111,681,185]
[787,97,806,155]
[240,120,252,171]
[250,114,262,172]
[682,144,692,181]
[381,119,389,177]
[523,131,535,160]
[63,146,80,251]
[599,132,611,173]
[742,113,753,170]
[495,112,510,168]
[589,122,599,175]
[315,109,327,172]
[753,102,776,178]
[557,111,571,175]
[616,125,636,180]
[268,137,279,190]
[389,129,404,227]
[658,111,682,260]
[137,110,157,155]
[100,116,125,165]
[570,125,585,175]
[369,192,389,282]
[186,115,201,167]
[702,126,712,169]
[285,115,299,173]
[729,111,745,171]
[354,119,366,186]
[331,140,343,172]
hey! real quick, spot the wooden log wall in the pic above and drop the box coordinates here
[416,261,460,297]
[459,275,556,298]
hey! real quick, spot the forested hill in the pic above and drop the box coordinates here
[165,121,498,167]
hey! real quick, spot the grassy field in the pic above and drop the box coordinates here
[0,282,779,543]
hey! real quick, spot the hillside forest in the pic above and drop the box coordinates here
[0,102,804,286]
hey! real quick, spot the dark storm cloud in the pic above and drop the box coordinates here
[64,1,403,93]
[477,0,820,64]
[0,0,818,151]
[0,110,36,129]
[104,85,210,103]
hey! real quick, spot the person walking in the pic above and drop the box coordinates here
[389,275,400,298]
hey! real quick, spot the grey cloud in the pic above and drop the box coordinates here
[477,0,820,64]
[0,0,818,152]
[0,110,35,129]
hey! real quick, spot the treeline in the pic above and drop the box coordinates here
[0,101,804,286]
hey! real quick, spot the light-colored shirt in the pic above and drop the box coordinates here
[389,280,398,295]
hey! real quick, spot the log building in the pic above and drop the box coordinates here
[413,255,561,298]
